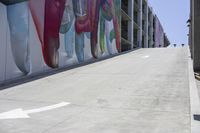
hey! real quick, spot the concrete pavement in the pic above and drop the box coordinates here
[0,48,191,133]
[196,80,200,100]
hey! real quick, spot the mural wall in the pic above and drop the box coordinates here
[0,0,121,82]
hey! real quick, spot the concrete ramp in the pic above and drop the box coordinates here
[0,48,192,133]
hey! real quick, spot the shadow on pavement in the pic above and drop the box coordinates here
[194,72,200,81]
[194,114,200,121]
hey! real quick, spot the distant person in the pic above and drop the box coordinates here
[174,44,177,47]
[182,44,185,47]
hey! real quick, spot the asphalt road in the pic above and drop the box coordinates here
[0,48,190,133]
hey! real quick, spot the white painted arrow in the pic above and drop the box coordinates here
[0,102,70,120]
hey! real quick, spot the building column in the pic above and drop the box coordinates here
[138,0,143,48]
[149,9,154,48]
[128,0,134,49]
[144,0,148,48]
[193,0,200,71]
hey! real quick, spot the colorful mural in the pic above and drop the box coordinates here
[0,1,30,74]
[71,0,121,61]
[30,0,66,68]
[0,0,121,82]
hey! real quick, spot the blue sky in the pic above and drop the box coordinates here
[148,0,190,45]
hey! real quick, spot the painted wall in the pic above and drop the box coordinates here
[0,0,121,83]
[154,16,164,48]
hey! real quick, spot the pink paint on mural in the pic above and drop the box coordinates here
[29,0,45,46]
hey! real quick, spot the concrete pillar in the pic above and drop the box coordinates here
[193,0,200,71]
[149,9,154,48]
[128,0,134,49]
[138,0,143,48]
[144,0,148,48]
